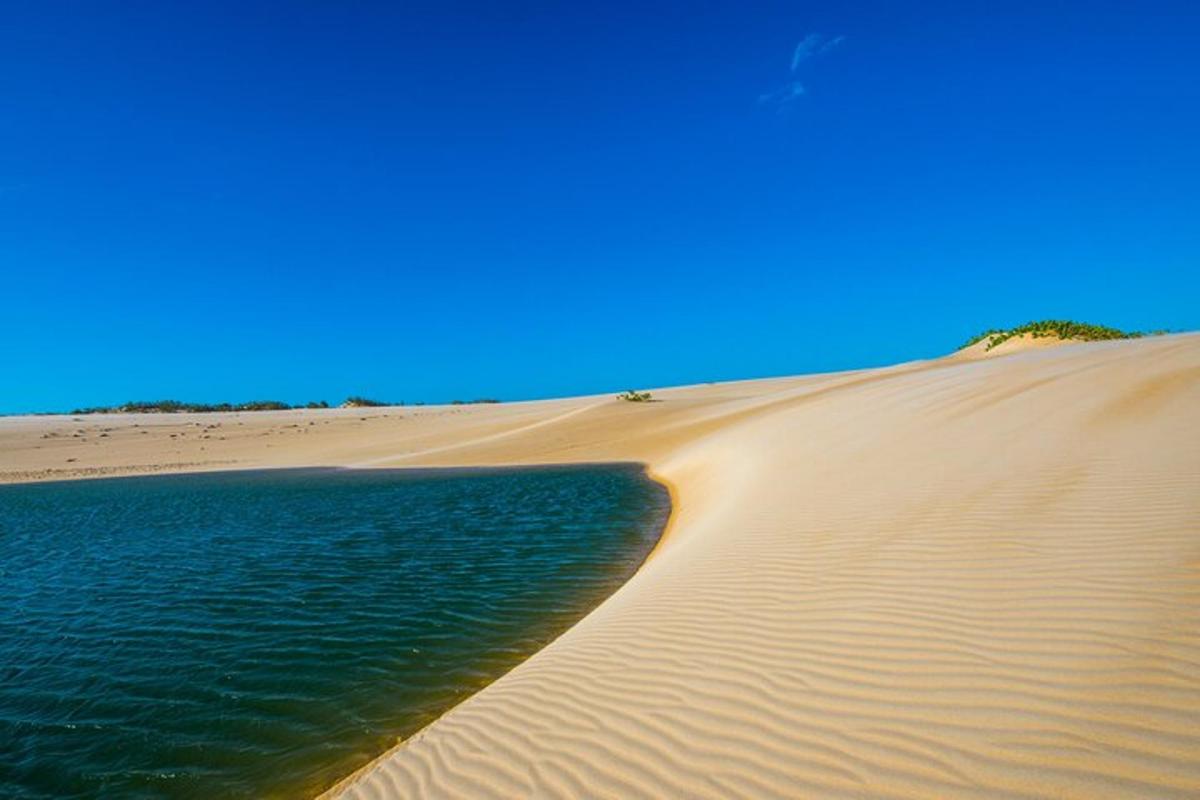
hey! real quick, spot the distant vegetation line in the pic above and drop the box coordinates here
[960,320,1169,352]
[65,396,502,415]
[22,321,1177,415]
[69,400,321,415]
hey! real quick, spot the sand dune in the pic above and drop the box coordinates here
[3,335,1199,798]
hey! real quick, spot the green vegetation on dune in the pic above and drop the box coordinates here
[959,328,1008,350]
[959,320,1163,352]
[52,395,507,415]
[617,390,653,402]
[72,400,302,414]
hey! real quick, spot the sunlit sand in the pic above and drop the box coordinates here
[3,333,1198,798]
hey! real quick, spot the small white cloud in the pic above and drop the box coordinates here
[758,82,805,106]
[789,34,823,72]
[818,35,845,56]
[761,33,844,111]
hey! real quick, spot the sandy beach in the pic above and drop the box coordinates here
[3,333,1199,798]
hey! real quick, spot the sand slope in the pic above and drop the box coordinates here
[3,335,1199,798]
[949,331,1099,361]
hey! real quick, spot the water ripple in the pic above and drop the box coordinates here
[0,466,668,799]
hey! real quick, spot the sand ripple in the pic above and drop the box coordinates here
[332,336,1200,799]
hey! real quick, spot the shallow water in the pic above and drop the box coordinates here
[0,466,669,799]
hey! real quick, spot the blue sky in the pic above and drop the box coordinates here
[2,1,1197,412]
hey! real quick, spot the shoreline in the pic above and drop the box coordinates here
[315,462,680,799]
[4,334,1199,797]
[0,459,678,799]
[0,461,671,799]
[315,462,683,799]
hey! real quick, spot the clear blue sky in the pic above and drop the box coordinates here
[2,1,1197,412]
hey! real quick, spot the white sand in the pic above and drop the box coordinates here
[3,334,1199,798]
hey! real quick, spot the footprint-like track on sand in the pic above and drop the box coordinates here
[346,401,605,467]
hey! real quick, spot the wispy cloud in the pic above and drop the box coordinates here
[760,33,844,111]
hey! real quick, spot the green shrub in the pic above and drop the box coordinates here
[617,390,653,402]
[342,396,388,408]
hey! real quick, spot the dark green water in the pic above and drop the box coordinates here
[0,466,669,799]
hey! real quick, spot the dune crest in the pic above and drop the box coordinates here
[3,335,1199,798]
[331,335,1200,799]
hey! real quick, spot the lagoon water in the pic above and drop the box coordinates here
[0,466,669,799]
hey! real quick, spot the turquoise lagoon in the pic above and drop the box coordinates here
[0,466,669,798]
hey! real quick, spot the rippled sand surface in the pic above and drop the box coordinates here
[3,333,1199,798]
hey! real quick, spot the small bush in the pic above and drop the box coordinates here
[617,390,653,403]
[342,396,389,408]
